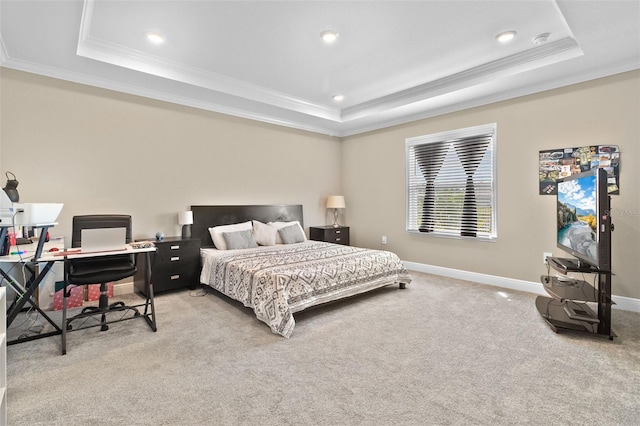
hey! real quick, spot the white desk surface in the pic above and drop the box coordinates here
[0,222,58,228]
[36,244,156,262]
[0,239,65,263]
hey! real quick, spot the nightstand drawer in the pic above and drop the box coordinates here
[309,226,350,246]
[323,228,349,244]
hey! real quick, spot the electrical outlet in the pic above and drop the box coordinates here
[543,252,553,264]
[381,235,387,245]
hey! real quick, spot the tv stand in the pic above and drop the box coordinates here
[537,257,614,340]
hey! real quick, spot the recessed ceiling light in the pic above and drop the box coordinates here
[321,30,339,43]
[496,30,517,43]
[532,32,550,46]
[332,94,344,102]
[146,32,165,44]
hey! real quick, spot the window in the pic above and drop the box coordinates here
[406,123,496,240]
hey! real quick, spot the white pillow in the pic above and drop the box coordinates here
[268,221,306,244]
[209,221,252,250]
[252,220,277,246]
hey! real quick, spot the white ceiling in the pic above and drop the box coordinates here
[1,0,639,137]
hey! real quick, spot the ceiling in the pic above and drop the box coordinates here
[1,0,639,137]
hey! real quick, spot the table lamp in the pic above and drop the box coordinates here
[326,195,345,227]
[178,211,193,238]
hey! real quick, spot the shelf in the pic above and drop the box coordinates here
[540,275,613,304]
[536,296,598,333]
[548,257,602,274]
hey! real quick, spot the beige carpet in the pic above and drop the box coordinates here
[6,271,640,425]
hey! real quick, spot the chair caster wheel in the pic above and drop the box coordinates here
[134,311,141,317]
[66,324,73,331]
[101,325,109,331]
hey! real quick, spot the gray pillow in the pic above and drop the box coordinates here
[278,224,306,244]
[222,229,258,250]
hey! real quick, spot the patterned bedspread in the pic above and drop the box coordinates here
[200,241,411,337]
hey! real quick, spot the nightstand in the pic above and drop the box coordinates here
[309,226,350,246]
[134,237,200,296]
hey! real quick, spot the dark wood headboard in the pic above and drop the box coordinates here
[190,204,304,247]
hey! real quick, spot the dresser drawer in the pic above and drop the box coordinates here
[134,237,201,295]
[151,261,199,291]
[155,240,199,264]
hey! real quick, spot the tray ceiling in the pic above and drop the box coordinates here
[1,0,639,136]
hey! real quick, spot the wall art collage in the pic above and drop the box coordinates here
[538,145,620,195]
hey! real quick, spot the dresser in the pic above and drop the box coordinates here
[134,237,200,296]
[309,226,350,246]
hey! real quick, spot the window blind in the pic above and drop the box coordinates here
[406,124,496,240]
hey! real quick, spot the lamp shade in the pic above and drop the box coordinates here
[178,211,193,225]
[326,195,345,209]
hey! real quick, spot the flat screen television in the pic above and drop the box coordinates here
[556,167,611,271]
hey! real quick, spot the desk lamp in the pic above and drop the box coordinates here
[326,195,345,227]
[2,172,19,202]
[179,211,193,238]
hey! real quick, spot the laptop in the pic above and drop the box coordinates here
[80,227,127,252]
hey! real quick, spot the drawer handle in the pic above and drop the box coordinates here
[170,245,180,250]
[335,230,341,234]
[170,274,180,280]
[336,238,341,241]
[170,256,180,261]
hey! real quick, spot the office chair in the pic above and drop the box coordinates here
[64,214,139,332]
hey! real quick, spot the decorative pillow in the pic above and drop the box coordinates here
[222,229,258,250]
[268,221,306,244]
[208,221,252,250]
[252,220,277,246]
[278,224,306,244]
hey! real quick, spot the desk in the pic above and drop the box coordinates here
[0,223,60,344]
[38,245,157,355]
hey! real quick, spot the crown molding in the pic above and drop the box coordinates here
[77,0,340,123]
[338,59,640,137]
[77,36,343,123]
[341,37,582,122]
[0,56,339,136]
[74,33,584,133]
[3,52,637,139]
[4,53,638,139]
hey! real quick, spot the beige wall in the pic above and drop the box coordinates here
[0,69,342,242]
[1,68,638,300]
[342,70,640,299]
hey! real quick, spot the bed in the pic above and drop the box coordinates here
[192,204,411,337]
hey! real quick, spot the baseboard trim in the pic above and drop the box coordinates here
[404,261,640,313]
